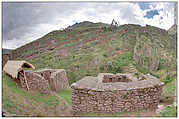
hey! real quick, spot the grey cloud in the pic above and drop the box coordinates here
[2,2,82,43]
[2,2,174,49]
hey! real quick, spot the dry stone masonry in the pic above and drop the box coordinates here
[2,54,12,68]
[19,69,69,94]
[71,73,164,114]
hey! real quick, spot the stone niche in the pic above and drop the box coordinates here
[19,69,69,95]
[71,73,164,114]
[102,74,132,83]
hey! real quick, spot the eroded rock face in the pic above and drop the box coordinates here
[71,73,164,114]
[19,69,69,94]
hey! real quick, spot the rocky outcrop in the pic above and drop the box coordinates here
[71,73,164,114]
[133,34,161,71]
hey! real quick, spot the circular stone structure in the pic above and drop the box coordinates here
[71,73,164,114]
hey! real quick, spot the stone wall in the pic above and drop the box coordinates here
[102,74,132,83]
[19,71,51,94]
[72,85,163,114]
[18,69,69,94]
[2,54,12,68]
[71,73,164,114]
[49,69,69,91]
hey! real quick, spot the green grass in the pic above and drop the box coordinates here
[133,62,150,74]
[2,72,70,116]
[57,89,72,106]
[79,110,154,117]
[3,96,19,114]
[160,78,176,103]
[2,73,59,107]
[4,22,177,116]
[109,52,132,74]
[160,105,177,117]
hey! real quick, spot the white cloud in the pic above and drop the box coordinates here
[142,2,175,29]
[3,2,175,49]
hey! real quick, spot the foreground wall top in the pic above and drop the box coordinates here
[71,73,164,91]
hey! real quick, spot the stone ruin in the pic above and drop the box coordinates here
[71,73,164,114]
[18,69,69,95]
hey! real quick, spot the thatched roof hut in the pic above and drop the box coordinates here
[3,60,35,79]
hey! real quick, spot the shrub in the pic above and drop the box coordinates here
[74,64,79,68]
[115,47,120,51]
[134,72,140,78]
[103,53,108,58]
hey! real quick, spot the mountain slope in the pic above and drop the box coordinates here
[2,48,12,54]
[3,21,177,116]
[11,22,176,83]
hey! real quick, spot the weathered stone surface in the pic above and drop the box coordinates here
[2,54,12,68]
[133,35,160,71]
[18,69,69,94]
[20,71,51,94]
[71,73,164,114]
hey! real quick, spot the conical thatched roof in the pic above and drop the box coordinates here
[3,60,35,79]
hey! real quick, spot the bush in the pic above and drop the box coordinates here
[74,64,79,68]
[103,53,108,58]
[115,47,120,51]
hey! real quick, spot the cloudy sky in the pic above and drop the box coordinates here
[2,2,176,49]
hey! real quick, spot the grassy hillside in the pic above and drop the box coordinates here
[3,21,177,116]
[2,73,73,116]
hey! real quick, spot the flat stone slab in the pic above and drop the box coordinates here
[71,73,164,91]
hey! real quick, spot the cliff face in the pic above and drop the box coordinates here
[133,34,161,71]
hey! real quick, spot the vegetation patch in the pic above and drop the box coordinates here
[160,78,176,103]
[2,73,60,107]
[57,89,72,106]
[108,52,132,74]
[160,105,177,117]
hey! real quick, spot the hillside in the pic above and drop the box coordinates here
[168,24,177,35]
[2,48,12,54]
[3,21,177,116]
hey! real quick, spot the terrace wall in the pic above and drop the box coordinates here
[72,85,163,114]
